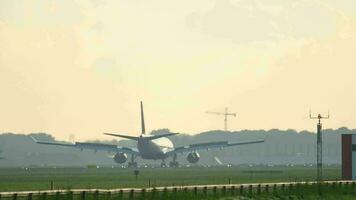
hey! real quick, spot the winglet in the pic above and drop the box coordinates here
[30,136,38,143]
[263,135,269,142]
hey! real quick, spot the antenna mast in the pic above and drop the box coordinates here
[309,110,330,182]
[206,107,237,131]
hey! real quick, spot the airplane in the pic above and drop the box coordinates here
[33,101,266,167]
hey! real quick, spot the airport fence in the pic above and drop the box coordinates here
[0,181,355,200]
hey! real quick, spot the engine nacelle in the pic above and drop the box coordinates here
[114,153,127,164]
[186,152,200,163]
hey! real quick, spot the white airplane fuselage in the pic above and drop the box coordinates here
[137,136,174,160]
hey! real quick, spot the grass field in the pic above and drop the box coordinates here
[3,183,356,200]
[0,165,341,192]
[2,182,356,200]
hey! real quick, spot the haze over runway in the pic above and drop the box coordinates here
[1,0,356,140]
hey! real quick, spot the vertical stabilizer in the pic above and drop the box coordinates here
[141,101,146,134]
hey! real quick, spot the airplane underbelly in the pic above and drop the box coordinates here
[138,139,167,159]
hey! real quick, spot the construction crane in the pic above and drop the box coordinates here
[206,107,237,131]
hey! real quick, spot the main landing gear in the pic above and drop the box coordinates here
[128,154,138,168]
[160,161,167,168]
[169,153,179,168]
[161,154,179,168]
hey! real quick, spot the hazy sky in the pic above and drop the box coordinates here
[1,0,356,140]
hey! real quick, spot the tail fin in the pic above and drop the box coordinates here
[104,101,179,140]
[141,101,146,135]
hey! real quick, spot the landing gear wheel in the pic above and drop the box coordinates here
[169,161,179,168]
[128,162,138,168]
[160,162,167,168]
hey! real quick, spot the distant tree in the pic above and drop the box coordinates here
[0,128,355,166]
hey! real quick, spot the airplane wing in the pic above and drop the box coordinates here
[31,137,140,155]
[166,138,266,156]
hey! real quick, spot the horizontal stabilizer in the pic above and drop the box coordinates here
[103,133,139,141]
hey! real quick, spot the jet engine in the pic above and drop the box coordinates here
[113,152,127,164]
[186,152,200,163]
